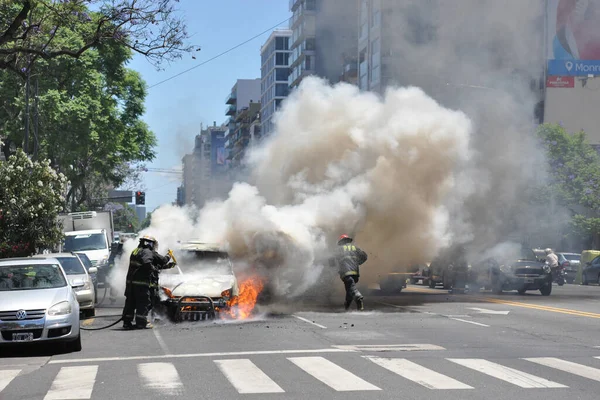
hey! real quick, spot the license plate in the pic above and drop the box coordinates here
[525,278,534,283]
[12,332,34,342]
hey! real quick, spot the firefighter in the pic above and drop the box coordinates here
[121,235,172,329]
[332,234,368,311]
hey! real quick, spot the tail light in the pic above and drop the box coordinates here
[563,261,570,268]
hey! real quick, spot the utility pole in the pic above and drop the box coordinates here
[24,63,30,154]
[33,76,39,158]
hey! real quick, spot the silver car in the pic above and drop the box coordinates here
[0,258,81,352]
[33,253,96,318]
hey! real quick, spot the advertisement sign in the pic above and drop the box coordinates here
[210,130,226,174]
[548,0,600,60]
[546,75,575,87]
[547,0,600,75]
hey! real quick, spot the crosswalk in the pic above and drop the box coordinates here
[1,355,600,398]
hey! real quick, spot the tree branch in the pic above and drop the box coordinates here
[0,0,32,47]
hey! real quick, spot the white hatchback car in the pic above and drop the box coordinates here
[0,258,81,352]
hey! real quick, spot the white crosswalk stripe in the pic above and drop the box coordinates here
[138,362,184,396]
[3,355,600,397]
[214,359,285,394]
[365,356,473,389]
[288,356,381,391]
[44,365,98,400]
[525,357,600,382]
[0,370,20,393]
[447,358,568,388]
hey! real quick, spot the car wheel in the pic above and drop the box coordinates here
[492,279,503,294]
[442,273,452,290]
[429,279,435,288]
[597,274,600,285]
[517,289,526,295]
[582,274,588,285]
[540,284,552,296]
[83,308,95,318]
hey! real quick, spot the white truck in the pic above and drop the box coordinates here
[58,211,115,269]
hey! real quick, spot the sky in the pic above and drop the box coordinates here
[126,1,291,212]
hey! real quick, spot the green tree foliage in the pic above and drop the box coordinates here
[0,25,157,209]
[111,203,138,233]
[537,123,600,246]
[0,0,197,75]
[0,148,68,257]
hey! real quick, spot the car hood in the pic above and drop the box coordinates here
[0,286,71,311]
[167,275,237,298]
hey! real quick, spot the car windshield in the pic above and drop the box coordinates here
[563,254,581,261]
[75,253,93,270]
[180,251,232,275]
[0,263,67,291]
[55,257,86,275]
[64,233,107,251]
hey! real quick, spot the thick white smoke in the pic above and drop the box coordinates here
[112,77,473,298]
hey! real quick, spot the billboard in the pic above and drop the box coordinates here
[210,130,226,174]
[547,0,600,75]
[546,75,575,87]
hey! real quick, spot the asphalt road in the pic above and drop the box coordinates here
[2,282,600,399]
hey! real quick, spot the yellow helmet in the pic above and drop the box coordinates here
[139,235,158,251]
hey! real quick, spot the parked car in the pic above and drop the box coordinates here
[74,252,98,302]
[556,252,581,283]
[582,256,600,285]
[0,258,81,352]
[33,253,96,318]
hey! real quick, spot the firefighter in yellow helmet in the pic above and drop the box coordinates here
[121,235,173,329]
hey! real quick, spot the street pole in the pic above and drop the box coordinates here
[24,63,30,154]
[33,76,39,158]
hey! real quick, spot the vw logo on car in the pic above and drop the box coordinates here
[15,310,27,320]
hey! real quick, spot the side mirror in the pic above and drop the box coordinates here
[88,267,98,274]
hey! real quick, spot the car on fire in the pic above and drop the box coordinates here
[156,241,240,321]
[468,247,553,296]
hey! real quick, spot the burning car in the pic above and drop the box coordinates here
[156,242,240,321]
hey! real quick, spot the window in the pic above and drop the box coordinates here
[371,37,381,55]
[305,38,315,51]
[276,52,289,66]
[305,0,316,11]
[275,83,289,97]
[275,67,289,81]
[275,99,283,109]
[56,257,86,275]
[372,65,380,84]
[305,55,312,70]
[276,37,287,51]
[371,0,381,27]
[64,233,107,252]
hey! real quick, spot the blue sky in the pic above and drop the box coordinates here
[127,1,291,212]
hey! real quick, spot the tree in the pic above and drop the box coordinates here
[110,203,138,232]
[0,148,68,258]
[0,29,157,210]
[0,0,198,77]
[537,123,600,247]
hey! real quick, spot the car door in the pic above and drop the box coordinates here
[585,256,600,283]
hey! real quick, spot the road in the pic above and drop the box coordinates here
[1,283,599,399]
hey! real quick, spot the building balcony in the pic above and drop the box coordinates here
[225,104,237,116]
[225,92,236,105]
[290,0,301,12]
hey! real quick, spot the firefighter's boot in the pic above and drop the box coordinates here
[356,296,364,311]
[344,301,351,311]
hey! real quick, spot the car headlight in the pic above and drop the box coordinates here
[48,301,72,316]
[71,280,91,291]
[221,289,231,298]
[499,265,511,274]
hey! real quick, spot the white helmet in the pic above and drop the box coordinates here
[544,248,553,255]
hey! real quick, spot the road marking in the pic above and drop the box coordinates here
[44,365,98,400]
[468,307,510,315]
[447,359,567,388]
[153,328,171,354]
[526,358,600,382]
[483,298,600,319]
[449,318,490,327]
[288,356,381,391]
[48,348,356,365]
[333,344,446,352]
[293,315,327,329]
[365,357,473,389]
[214,359,284,394]
[138,362,184,396]
[0,370,20,393]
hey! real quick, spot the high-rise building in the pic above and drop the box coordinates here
[224,79,261,155]
[288,0,359,88]
[181,123,229,208]
[228,102,261,170]
[260,29,292,137]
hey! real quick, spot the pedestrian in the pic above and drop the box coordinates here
[331,234,368,311]
[121,235,173,329]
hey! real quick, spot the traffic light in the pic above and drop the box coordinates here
[135,191,145,205]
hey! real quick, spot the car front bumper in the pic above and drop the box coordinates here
[503,275,552,290]
[0,312,80,345]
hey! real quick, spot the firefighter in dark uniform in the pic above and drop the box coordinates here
[332,234,368,311]
[121,235,173,329]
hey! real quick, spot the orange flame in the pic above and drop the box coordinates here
[225,276,264,319]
